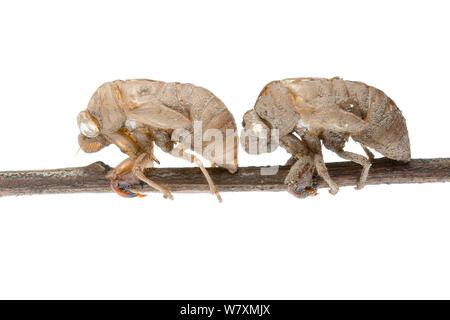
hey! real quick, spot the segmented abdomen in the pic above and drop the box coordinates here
[283,78,411,161]
[179,83,238,172]
[340,80,411,161]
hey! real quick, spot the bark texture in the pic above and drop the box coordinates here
[0,158,448,197]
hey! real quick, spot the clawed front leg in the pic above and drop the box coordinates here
[107,157,147,198]
[132,153,173,199]
[280,133,334,198]
[107,154,173,199]
[284,152,339,198]
[284,156,297,166]
[284,155,318,198]
[286,151,340,197]
[291,129,340,196]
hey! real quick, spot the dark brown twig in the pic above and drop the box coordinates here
[0,158,449,197]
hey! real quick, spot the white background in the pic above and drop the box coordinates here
[0,0,449,299]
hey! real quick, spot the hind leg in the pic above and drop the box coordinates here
[313,153,339,195]
[171,145,222,202]
[334,149,371,190]
[320,131,372,190]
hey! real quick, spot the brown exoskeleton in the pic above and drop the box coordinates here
[77,79,238,201]
[241,77,410,198]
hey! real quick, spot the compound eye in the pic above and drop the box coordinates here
[77,110,100,138]
[250,123,265,134]
[240,110,278,154]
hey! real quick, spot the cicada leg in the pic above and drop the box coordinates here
[280,134,319,198]
[132,153,174,200]
[107,157,147,198]
[313,153,339,195]
[360,143,375,162]
[170,145,222,202]
[281,132,339,198]
[111,181,146,198]
[284,156,318,198]
[333,149,372,190]
[107,154,172,199]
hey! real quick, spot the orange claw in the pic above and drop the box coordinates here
[305,187,318,197]
[112,182,146,198]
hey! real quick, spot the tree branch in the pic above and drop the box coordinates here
[0,158,449,197]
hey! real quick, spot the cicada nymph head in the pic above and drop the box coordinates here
[77,110,100,138]
[240,110,279,155]
[77,110,109,153]
[78,134,110,153]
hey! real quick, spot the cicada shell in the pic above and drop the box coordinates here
[78,79,238,201]
[242,77,410,198]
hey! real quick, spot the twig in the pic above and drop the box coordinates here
[0,158,449,197]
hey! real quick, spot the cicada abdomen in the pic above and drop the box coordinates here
[341,81,411,162]
[280,78,411,161]
[177,84,238,173]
